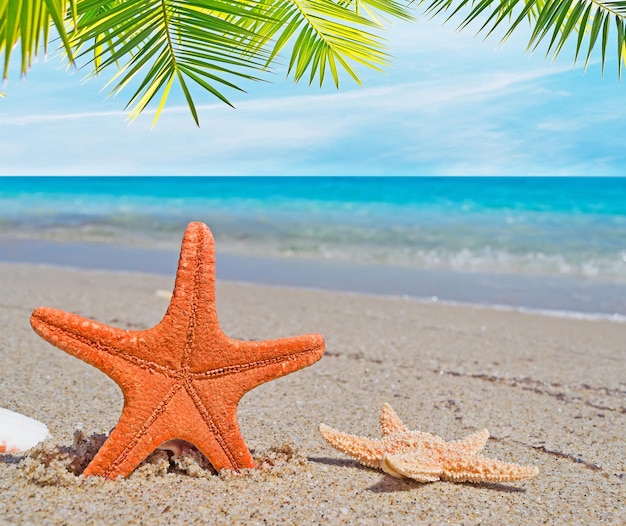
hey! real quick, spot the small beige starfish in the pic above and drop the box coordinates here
[319,404,538,483]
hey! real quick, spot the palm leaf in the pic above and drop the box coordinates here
[420,0,626,76]
[1,0,75,80]
[69,0,276,125]
[67,0,413,121]
[252,0,413,86]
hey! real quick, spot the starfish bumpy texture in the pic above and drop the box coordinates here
[319,404,538,483]
[30,222,325,479]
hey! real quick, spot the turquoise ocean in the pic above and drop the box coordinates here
[1,177,625,318]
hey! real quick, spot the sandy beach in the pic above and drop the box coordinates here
[0,261,624,524]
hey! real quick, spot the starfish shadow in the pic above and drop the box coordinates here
[367,476,421,493]
[461,481,527,493]
[307,456,373,472]
[56,431,109,475]
[0,454,23,466]
[2,431,108,474]
[0,432,107,478]
[368,476,528,493]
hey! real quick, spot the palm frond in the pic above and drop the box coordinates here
[67,0,413,121]
[242,0,413,87]
[421,0,626,76]
[0,0,75,80]
[70,0,275,125]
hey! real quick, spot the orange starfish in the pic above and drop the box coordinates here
[30,222,325,479]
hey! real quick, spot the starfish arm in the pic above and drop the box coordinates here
[30,307,149,385]
[180,381,255,471]
[84,380,183,479]
[380,404,408,436]
[318,424,388,468]
[156,222,224,365]
[452,428,490,455]
[189,334,325,392]
[381,452,442,482]
[440,454,539,483]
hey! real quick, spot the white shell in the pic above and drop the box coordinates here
[0,408,50,453]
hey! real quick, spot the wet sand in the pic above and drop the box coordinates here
[0,262,624,524]
[2,237,626,318]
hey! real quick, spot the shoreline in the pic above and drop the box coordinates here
[1,236,626,321]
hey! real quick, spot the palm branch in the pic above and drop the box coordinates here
[422,0,626,76]
[1,0,624,124]
[67,0,412,124]
[1,0,76,78]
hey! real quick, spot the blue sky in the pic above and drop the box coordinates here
[0,15,624,175]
